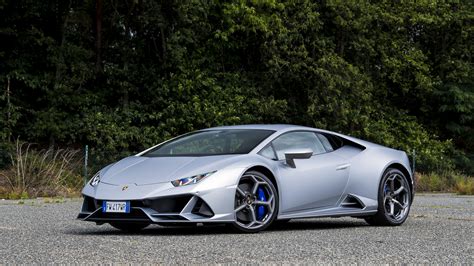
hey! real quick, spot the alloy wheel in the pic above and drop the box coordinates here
[383,173,410,221]
[234,173,276,231]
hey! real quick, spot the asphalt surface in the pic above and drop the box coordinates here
[0,194,473,264]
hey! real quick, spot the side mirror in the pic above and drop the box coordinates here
[284,148,313,168]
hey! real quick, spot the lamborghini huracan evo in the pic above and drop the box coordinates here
[78,124,414,233]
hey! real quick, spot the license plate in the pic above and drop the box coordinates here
[102,201,130,213]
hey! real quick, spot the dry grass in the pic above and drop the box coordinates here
[0,139,83,199]
[416,171,474,195]
[454,178,474,195]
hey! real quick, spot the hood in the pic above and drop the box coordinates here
[100,155,242,186]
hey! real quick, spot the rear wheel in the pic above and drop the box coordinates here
[231,171,278,233]
[365,168,411,226]
[110,222,149,232]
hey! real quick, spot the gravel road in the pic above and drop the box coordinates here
[0,194,472,264]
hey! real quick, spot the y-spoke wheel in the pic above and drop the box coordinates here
[366,168,412,226]
[231,170,278,233]
[383,174,409,221]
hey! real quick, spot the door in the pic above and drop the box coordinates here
[270,131,350,214]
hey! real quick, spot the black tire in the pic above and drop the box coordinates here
[109,222,149,232]
[230,170,279,233]
[365,168,412,226]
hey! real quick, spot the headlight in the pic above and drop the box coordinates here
[171,171,216,187]
[89,172,101,187]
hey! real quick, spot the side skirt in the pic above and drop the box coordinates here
[278,207,377,220]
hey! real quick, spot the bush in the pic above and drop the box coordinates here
[416,171,474,195]
[363,112,454,173]
[0,140,83,198]
[416,172,452,192]
[454,176,474,195]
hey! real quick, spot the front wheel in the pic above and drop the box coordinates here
[365,168,412,226]
[231,171,278,233]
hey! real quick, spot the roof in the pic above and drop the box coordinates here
[205,124,315,132]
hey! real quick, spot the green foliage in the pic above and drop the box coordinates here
[0,0,472,175]
[454,177,474,195]
[363,112,454,172]
[5,191,29,200]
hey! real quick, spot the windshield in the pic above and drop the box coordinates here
[142,129,275,157]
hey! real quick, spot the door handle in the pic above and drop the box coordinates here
[336,163,351,170]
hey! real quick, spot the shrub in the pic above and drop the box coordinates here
[454,175,474,195]
[416,172,451,192]
[416,171,474,195]
[363,112,454,173]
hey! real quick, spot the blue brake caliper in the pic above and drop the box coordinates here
[257,187,266,221]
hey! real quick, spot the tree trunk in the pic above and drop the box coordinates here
[160,26,166,64]
[55,0,72,84]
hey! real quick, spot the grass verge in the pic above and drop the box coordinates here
[416,171,474,195]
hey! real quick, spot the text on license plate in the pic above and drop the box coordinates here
[102,201,130,213]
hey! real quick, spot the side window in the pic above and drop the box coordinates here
[258,145,277,160]
[326,134,344,150]
[316,133,334,152]
[272,132,326,160]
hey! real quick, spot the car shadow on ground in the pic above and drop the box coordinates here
[66,218,369,236]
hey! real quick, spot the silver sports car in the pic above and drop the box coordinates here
[78,124,414,233]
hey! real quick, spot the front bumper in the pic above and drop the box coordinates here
[77,194,231,224]
[79,167,247,223]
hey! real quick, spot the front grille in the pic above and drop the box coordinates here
[143,195,193,213]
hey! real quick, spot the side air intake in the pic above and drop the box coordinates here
[340,194,365,209]
[191,198,214,218]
